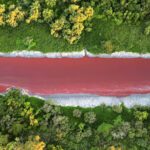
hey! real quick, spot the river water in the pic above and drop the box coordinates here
[0,57,150,97]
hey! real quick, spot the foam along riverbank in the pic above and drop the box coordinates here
[43,93,150,108]
[1,88,150,108]
[0,50,150,58]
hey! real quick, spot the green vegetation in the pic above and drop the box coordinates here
[0,0,150,53]
[1,89,150,150]
[1,1,150,149]
[0,0,94,44]
[1,19,150,54]
[82,19,150,54]
[0,23,84,53]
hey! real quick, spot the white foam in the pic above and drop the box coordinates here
[61,50,85,58]
[0,50,85,58]
[2,88,150,108]
[86,51,150,58]
[43,93,150,108]
[0,50,150,58]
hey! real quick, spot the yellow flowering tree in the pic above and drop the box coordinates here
[21,102,39,126]
[45,0,57,8]
[7,7,25,27]
[26,1,41,24]
[0,4,5,26]
[50,4,94,44]
[0,136,46,150]
[85,6,94,19]
[1,0,94,44]
[23,136,45,150]
[51,17,66,38]
[109,146,122,150]
[43,8,54,22]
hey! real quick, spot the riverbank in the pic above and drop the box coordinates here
[0,50,150,58]
[1,89,150,149]
[0,20,150,54]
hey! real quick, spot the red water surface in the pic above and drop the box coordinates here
[0,85,8,93]
[0,57,150,96]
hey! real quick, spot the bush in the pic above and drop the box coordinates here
[94,0,150,24]
[112,105,123,113]
[144,25,150,35]
[42,8,54,22]
[45,0,57,8]
[84,111,96,124]
[97,123,113,136]
[26,1,41,24]
[73,109,82,118]
[0,134,8,146]
[134,111,149,121]
[0,135,46,150]
[23,36,36,50]
[102,40,114,53]
[0,4,5,26]
[7,7,25,27]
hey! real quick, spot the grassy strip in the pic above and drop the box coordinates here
[0,19,150,54]
[0,23,84,53]
[83,20,150,54]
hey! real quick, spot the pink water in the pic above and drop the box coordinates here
[0,57,150,96]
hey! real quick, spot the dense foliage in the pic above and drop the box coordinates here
[1,0,150,44]
[0,0,94,44]
[1,89,150,149]
[94,0,150,24]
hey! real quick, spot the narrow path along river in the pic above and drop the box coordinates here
[0,57,150,96]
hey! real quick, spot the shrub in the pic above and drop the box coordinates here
[144,25,150,35]
[12,123,24,136]
[94,0,149,24]
[0,4,5,26]
[134,111,149,121]
[73,109,82,118]
[113,115,123,126]
[109,146,122,150]
[0,135,46,150]
[50,17,65,38]
[0,134,8,146]
[102,40,114,53]
[84,111,96,124]
[112,105,123,113]
[0,15,5,26]
[26,1,41,24]
[7,7,25,27]
[23,36,36,50]
[42,8,54,22]
[97,123,113,136]
[0,4,5,15]
[48,144,64,150]
[45,0,57,8]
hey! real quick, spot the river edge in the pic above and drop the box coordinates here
[0,50,150,58]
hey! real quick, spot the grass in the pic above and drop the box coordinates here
[0,23,84,53]
[0,19,150,53]
[83,19,150,54]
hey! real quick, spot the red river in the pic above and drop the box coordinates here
[0,57,150,96]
